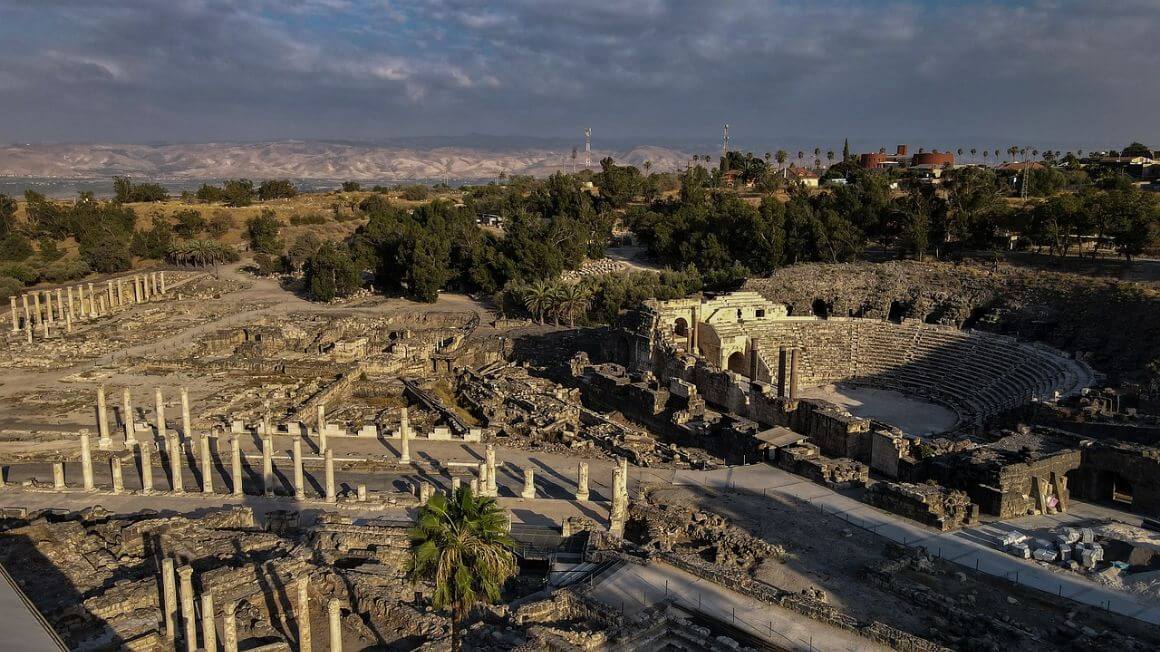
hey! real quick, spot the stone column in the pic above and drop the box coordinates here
[24,314,32,343]
[140,441,153,494]
[469,477,480,494]
[618,456,629,498]
[162,558,178,641]
[485,444,497,497]
[169,435,184,493]
[52,462,65,490]
[262,436,274,496]
[324,448,336,503]
[160,271,167,294]
[98,294,106,316]
[44,290,53,325]
[293,439,305,499]
[201,436,214,494]
[96,386,111,447]
[610,467,627,536]
[65,309,72,333]
[40,310,49,338]
[521,467,535,499]
[106,280,114,308]
[357,484,367,501]
[201,593,216,652]
[122,388,135,445]
[575,462,589,501]
[398,407,410,464]
[155,388,166,438]
[178,566,196,650]
[80,429,94,491]
[231,435,243,497]
[180,387,192,441]
[66,287,75,320]
[9,297,17,332]
[223,601,238,652]
[451,476,461,493]
[110,457,123,494]
[32,291,41,326]
[143,274,151,300]
[151,272,159,297]
[297,575,312,652]
[478,462,488,495]
[87,283,96,317]
[789,348,800,400]
[117,279,125,306]
[316,403,327,453]
[327,599,342,652]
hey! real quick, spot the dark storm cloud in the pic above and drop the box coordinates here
[0,0,1155,149]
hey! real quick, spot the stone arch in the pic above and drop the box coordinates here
[673,317,688,337]
[811,298,829,319]
[887,300,908,323]
[727,351,749,376]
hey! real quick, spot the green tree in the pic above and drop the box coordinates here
[257,179,298,200]
[775,150,788,169]
[1121,142,1152,158]
[305,242,361,301]
[554,281,592,327]
[173,209,206,238]
[0,193,16,237]
[0,233,33,261]
[341,181,362,192]
[222,179,255,207]
[408,487,517,652]
[245,209,283,254]
[521,279,559,324]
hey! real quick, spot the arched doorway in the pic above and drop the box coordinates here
[673,317,688,337]
[812,299,829,319]
[727,351,749,376]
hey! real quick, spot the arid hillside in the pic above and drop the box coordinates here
[746,260,1160,383]
[0,141,690,181]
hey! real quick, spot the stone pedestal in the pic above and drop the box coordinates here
[575,462,589,501]
[521,467,536,499]
[52,462,65,491]
[484,444,498,497]
[399,407,411,464]
[110,457,123,494]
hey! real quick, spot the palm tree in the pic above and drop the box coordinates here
[878,147,886,155]
[643,160,652,175]
[825,150,835,166]
[521,280,558,324]
[408,488,517,652]
[956,148,964,158]
[813,157,821,169]
[796,151,804,166]
[970,148,977,162]
[775,149,788,169]
[555,282,592,327]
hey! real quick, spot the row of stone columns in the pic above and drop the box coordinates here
[73,426,344,500]
[98,385,195,447]
[8,272,167,340]
[157,563,342,652]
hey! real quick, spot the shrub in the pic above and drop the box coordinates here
[0,233,33,261]
[0,275,23,300]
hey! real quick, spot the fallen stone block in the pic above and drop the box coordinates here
[1033,548,1058,562]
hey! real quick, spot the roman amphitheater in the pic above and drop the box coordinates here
[1,260,1159,652]
[643,291,1093,434]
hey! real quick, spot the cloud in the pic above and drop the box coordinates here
[0,0,1155,150]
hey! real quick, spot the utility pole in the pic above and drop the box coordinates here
[584,128,591,167]
[722,123,729,170]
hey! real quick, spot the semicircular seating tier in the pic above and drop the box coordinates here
[647,292,1093,430]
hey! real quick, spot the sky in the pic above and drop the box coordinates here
[0,0,1156,152]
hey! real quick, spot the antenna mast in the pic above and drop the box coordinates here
[722,123,729,169]
[584,128,592,167]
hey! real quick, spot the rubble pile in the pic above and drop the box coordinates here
[628,500,786,572]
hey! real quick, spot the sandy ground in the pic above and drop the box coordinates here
[797,383,958,435]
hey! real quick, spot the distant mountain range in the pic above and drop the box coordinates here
[0,140,692,181]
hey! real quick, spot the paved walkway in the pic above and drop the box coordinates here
[588,559,887,652]
[673,464,1160,625]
